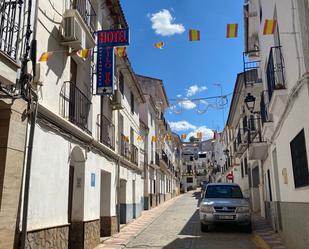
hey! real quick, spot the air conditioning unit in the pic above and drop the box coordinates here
[60,10,86,49]
[111,90,123,110]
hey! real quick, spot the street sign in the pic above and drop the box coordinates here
[96,46,114,95]
[226,172,233,180]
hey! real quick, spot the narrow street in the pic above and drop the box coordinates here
[125,191,257,249]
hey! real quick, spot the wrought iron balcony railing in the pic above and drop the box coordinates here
[161,150,168,165]
[260,91,271,124]
[0,0,23,60]
[243,50,262,85]
[155,152,160,166]
[60,81,92,134]
[266,46,286,101]
[71,0,96,34]
[130,144,138,165]
[120,133,130,159]
[96,114,115,150]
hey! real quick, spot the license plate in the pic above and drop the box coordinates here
[218,215,234,220]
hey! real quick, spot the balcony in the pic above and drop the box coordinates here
[234,128,248,157]
[70,0,96,35]
[96,114,115,150]
[130,144,138,165]
[60,81,92,134]
[120,133,130,159]
[267,46,288,116]
[243,51,262,86]
[260,91,274,140]
[247,117,268,160]
[0,0,23,85]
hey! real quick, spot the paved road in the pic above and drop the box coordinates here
[125,191,258,249]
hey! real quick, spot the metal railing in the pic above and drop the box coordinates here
[120,133,130,159]
[71,0,96,34]
[0,0,23,60]
[155,152,160,166]
[247,117,264,143]
[96,114,115,150]
[130,144,138,165]
[60,81,92,134]
[243,50,262,85]
[266,46,285,101]
[260,91,271,124]
[161,150,168,165]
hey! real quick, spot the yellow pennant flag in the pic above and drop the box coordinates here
[189,29,200,41]
[151,136,156,143]
[38,52,53,62]
[181,134,187,140]
[197,132,203,139]
[115,47,127,57]
[76,49,90,59]
[137,135,143,142]
[154,41,164,49]
[263,19,277,35]
[166,134,171,141]
[123,136,129,142]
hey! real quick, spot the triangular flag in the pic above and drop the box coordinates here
[226,24,238,38]
[166,134,171,141]
[76,49,90,59]
[189,29,200,41]
[38,52,52,62]
[137,135,143,142]
[124,136,129,142]
[151,136,156,143]
[263,19,277,35]
[154,41,164,49]
[115,47,127,57]
[181,134,187,140]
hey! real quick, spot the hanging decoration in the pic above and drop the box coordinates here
[181,134,187,140]
[38,52,53,62]
[189,29,200,41]
[226,24,238,38]
[197,132,203,139]
[137,135,143,142]
[151,136,157,143]
[154,41,164,49]
[263,19,277,35]
[115,47,127,57]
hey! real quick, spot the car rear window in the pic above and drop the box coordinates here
[205,185,243,198]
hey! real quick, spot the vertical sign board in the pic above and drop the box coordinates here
[96,29,130,95]
[91,173,96,187]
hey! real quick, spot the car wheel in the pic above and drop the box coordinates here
[200,223,209,232]
[244,223,252,233]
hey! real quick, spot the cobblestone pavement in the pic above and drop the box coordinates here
[123,191,256,249]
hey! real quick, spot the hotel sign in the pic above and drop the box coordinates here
[96,29,129,95]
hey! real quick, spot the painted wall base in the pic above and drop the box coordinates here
[100,216,118,237]
[278,202,309,249]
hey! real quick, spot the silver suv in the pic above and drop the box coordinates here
[199,183,252,233]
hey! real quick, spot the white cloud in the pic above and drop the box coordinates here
[176,94,182,98]
[150,9,185,36]
[179,99,197,110]
[187,126,214,141]
[186,85,208,97]
[169,121,197,132]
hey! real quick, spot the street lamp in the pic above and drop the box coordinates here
[244,93,256,113]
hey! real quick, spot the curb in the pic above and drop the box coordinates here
[252,232,271,249]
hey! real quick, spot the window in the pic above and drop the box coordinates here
[244,157,248,175]
[187,177,193,183]
[241,160,244,178]
[205,185,243,199]
[290,129,309,188]
[199,153,206,158]
[130,91,134,113]
[119,72,124,95]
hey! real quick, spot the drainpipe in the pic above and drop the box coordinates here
[116,155,121,233]
[20,0,39,248]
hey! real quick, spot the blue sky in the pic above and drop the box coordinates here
[121,0,245,139]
